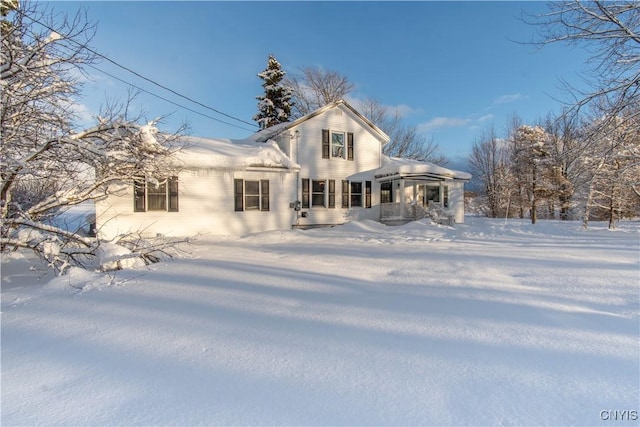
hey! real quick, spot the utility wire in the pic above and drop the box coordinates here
[86,64,258,132]
[15,7,259,129]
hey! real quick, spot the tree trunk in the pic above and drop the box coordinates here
[531,162,537,224]
[608,182,617,230]
[582,179,596,229]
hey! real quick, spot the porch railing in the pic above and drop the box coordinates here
[380,203,429,220]
[380,202,453,225]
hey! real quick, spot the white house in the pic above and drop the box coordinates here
[95,100,470,239]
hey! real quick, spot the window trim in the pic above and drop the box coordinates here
[322,129,354,161]
[134,176,178,213]
[234,179,270,212]
[350,181,363,208]
[331,131,345,159]
[341,180,372,209]
[311,179,326,208]
[380,181,393,204]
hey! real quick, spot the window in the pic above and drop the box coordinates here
[322,130,354,160]
[331,132,344,158]
[381,181,393,204]
[425,185,448,207]
[341,180,372,209]
[312,180,326,207]
[234,179,269,212]
[426,186,440,205]
[245,180,260,210]
[134,177,178,212]
[148,180,167,211]
[301,178,332,208]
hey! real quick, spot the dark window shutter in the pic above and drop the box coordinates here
[260,180,270,211]
[365,180,371,208]
[302,178,309,208]
[134,178,146,212]
[347,132,354,161]
[342,180,349,208]
[322,129,330,159]
[234,179,244,211]
[168,176,179,212]
[328,180,336,208]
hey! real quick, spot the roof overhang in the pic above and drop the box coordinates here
[375,157,472,182]
[253,99,391,145]
[375,172,453,182]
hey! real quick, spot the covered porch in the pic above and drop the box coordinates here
[378,177,454,225]
[374,157,471,225]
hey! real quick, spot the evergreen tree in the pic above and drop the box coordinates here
[253,54,293,129]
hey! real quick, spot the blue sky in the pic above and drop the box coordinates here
[49,1,591,164]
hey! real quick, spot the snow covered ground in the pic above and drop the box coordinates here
[2,217,639,426]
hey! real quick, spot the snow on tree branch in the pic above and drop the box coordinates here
[1,1,187,274]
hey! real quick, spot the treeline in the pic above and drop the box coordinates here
[468,109,639,229]
[469,1,639,229]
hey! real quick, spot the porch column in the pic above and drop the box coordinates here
[439,182,444,208]
[400,179,406,218]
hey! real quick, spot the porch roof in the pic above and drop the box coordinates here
[374,156,471,181]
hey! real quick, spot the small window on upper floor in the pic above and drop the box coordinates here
[332,132,345,158]
[322,129,354,161]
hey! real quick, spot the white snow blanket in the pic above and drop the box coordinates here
[1,218,638,426]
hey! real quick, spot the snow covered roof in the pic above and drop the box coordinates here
[174,136,299,170]
[250,100,391,144]
[375,156,472,181]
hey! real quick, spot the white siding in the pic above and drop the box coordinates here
[96,169,296,239]
[449,181,465,224]
[289,104,384,227]
[96,102,468,237]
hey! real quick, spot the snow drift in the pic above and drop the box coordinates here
[1,218,638,426]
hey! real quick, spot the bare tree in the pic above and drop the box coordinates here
[1,2,184,272]
[287,67,446,163]
[530,1,640,130]
[286,66,355,118]
[357,97,446,164]
[580,107,640,229]
[512,125,553,224]
[469,127,513,218]
[540,111,590,220]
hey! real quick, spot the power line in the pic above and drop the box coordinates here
[15,7,259,130]
[85,64,258,132]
